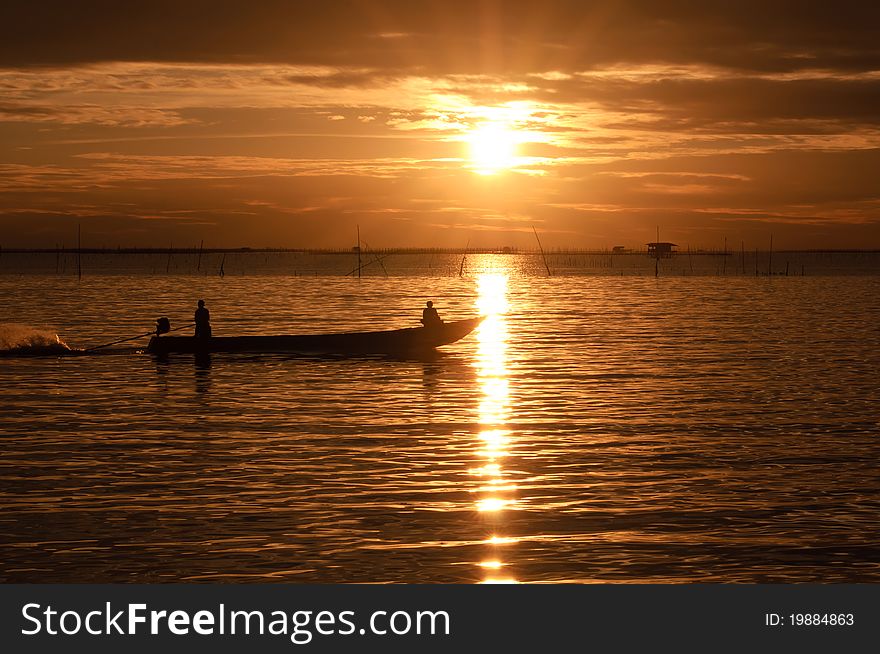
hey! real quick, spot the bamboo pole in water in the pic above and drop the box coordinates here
[654,226,660,277]
[741,241,745,275]
[344,250,391,277]
[755,247,759,276]
[360,239,389,277]
[768,234,773,276]
[459,239,469,278]
[721,236,727,275]
[166,242,173,274]
[197,239,204,271]
[356,225,361,280]
[373,248,389,277]
[533,226,551,276]
[77,223,82,280]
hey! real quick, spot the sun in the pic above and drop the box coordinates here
[467,122,519,175]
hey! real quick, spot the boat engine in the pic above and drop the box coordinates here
[156,317,171,336]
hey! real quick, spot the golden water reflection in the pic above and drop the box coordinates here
[473,271,519,584]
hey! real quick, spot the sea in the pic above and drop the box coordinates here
[1,251,879,582]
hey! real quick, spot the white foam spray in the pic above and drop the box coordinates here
[0,323,72,355]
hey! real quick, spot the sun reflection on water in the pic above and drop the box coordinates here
[473,271,519,583]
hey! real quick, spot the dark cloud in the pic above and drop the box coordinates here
[564,77,880,127]
[1,1,878,73]
[283,71,401,89]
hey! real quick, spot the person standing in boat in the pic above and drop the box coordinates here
[194,299,212,338]
[421,300,443,327]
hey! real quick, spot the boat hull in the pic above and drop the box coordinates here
[146,317,484,355]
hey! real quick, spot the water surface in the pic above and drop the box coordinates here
[2,256,879,582]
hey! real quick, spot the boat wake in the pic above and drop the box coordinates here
[0,323,77,356]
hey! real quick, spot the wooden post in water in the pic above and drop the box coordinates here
[197,239,204,271]
[768,234,773,276]
[722,237,727,275]
[459,239,469,278]
[533,225,551,277]
[755,247,759,276]
[741,240,745,275]
[356,225,361,279]
[77,223,82,280]
[688,245,693,274]
[654,226,660,277]
[166,242,173,274]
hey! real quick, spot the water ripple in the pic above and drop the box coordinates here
[1,268,879,582]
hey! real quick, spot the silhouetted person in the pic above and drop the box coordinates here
[421,300,442,327]
[194,299,212,338]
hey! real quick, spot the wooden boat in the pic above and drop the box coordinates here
[146,317,484,356]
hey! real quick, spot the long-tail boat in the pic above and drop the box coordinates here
[146,317,484,356]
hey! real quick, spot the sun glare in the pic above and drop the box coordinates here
[473,268,517,582]
[467,122,519,175]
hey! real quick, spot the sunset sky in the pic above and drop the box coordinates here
[1,1,879,249]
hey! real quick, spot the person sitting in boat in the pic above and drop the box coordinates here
[421,300,443,328]
[194,299,212,338]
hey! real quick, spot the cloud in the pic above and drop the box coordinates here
[0,2,879,248]
[1,1,878,74]
[3,62,878,146]
[0,101,188,127]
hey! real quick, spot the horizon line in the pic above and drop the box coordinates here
[2,247,879,255]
